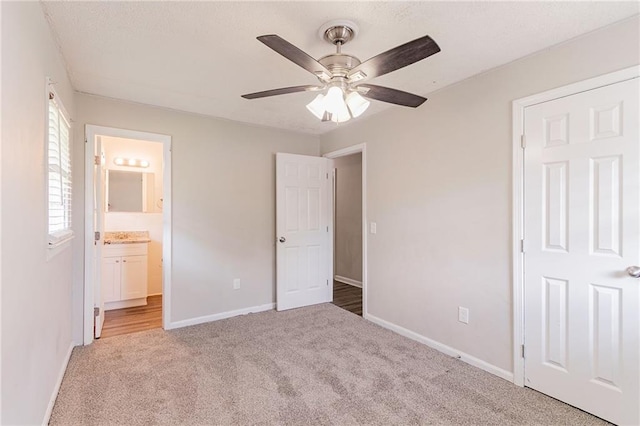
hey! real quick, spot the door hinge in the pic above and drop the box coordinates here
[94,307,100,317]
[520,239,525,253]
[94,155,101,165]
[326,279,329,286]
[326,172,329,179]
[521,344,525,358]
[85,138,88,144]
[326,226,329,232]
[520,134,526,149]
[95,231,101,241]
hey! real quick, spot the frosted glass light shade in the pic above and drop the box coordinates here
[345,91,370,118]
[330,102,351,123]
[306,94,326,120]
[324,86,346,115]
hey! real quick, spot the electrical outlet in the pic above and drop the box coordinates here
[458,307,469,324]
[370,222,377,234]
[233,278,241,290]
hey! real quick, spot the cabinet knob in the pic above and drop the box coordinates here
[116,260,119,263]
[123,260,127,263]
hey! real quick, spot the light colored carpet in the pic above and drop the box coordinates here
[51,303,607,425]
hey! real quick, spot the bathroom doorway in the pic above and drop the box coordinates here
[100,136,164,338]
[84,126,172,344]
[326,148,365,316]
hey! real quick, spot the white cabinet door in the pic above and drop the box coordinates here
[523,78,639,425]
[121,255,148,300]
[276,153,331,311]
[102,257,121,303]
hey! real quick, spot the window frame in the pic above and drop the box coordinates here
[46,82,73,249]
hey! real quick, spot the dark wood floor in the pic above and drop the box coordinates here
[101,295,162,339]
[332,281,362,316]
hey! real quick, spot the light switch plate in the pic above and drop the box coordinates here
[233,278,241,290]
[458,307,469,324]
[370,222,377,234]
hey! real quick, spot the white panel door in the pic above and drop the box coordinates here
[276,153,331,311]
[524,78,639,425]
[93,137,106,338]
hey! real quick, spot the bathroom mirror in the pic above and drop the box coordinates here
[106,170,155,213]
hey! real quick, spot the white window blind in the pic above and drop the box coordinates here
[48,91,73,246]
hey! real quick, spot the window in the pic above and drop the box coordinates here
[47,89,73,246]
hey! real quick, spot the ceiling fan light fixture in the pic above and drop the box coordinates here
[324,86,346,115]
[345,91,370,118]
[243,30,439,123]
[306,94,326,120]
[331,101,351,123]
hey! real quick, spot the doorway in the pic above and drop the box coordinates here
[513,67,639,425]
[84,126,172,345]
[325,144,367,318]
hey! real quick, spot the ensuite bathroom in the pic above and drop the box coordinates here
[100,136,164,338]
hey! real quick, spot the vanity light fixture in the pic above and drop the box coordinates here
[113,157,149,168]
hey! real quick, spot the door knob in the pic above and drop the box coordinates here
[279,237,286,243]
[627,266,640,278]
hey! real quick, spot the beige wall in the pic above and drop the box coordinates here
[72,94,319,331]
[320,17,640,373]
[334,153,363,283]
[1,2,76,424]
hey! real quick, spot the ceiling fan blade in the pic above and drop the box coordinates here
[358,84,427,108]
[348,35,440,82]
[257,35,332,80]
[241,85,322,99]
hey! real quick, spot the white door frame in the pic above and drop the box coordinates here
[511,65,639,386]
[83,125,172,345]
[324,143,368,318]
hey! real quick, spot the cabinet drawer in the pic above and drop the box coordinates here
[103,243,148,257]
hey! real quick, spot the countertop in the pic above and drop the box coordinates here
[104,231,151,244]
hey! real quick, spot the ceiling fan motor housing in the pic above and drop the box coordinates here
[318,54,361,78]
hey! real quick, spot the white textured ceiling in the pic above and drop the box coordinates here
[42,1,639,135]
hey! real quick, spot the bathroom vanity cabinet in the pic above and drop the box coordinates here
[102,242,148,310]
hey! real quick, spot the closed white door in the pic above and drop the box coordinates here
[524,78,639,425]
[276,153,331,311]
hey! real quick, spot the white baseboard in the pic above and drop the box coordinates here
[366,313,514,383]
[334,275,362,288]
[43,342,74,425]
[166,303,275,330]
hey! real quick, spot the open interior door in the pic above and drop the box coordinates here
[276,153,332,311]
[93,136,106,338]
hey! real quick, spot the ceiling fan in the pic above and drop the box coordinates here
[241,20,441,123]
